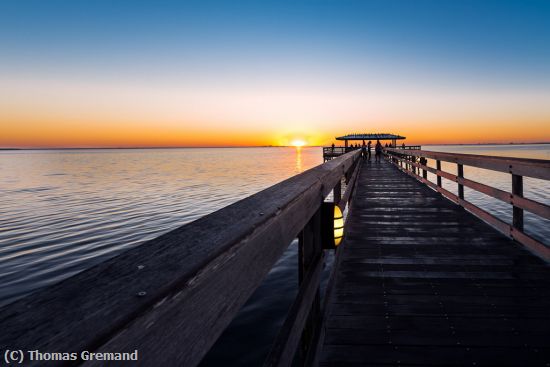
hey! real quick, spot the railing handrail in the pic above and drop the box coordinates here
[323,146,422,152]
[0,150,361,367]
[386,148,550,180]
[384,148,550,261]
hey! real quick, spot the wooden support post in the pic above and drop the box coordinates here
[457,164,464,200]
[421,157,428,179]
[298,208,322,360]
[334,180,341,205]
[512,174,524,232]
[436,160,442,187]
[412,156,416,175]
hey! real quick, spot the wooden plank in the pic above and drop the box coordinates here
[457,197,512,235]
[321,159,550,366]
[511,228,550,262]
[0,151,361,367]
[457,163,464,200]
[333,181,341,205]
[310,160,364,367]
[386,148,550,180]
[391,155,550,219]
[263,254,323,367]
[458,177,550,219]
[298,207,322,362]
[512,174,524,231]
[436,160,442,187]
[338,159,361,212]
[388,154,549,260]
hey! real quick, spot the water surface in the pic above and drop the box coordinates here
[0,147,321,307]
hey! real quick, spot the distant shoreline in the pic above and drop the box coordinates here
[1,142,549,150]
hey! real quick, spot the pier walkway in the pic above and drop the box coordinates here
[319,159,550,366]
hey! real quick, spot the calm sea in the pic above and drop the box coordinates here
[0,144,548,365]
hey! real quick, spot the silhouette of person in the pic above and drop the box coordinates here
[367,140,372,160]
[375,140,382,162]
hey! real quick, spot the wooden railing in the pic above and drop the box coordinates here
[384,148,550,261]
[323,145,421,161]
[397,145,422,150]
[0,150,362,367]
[323,146,354,155]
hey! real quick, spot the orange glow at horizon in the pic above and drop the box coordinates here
[2,117,550,148]
[1,76,549,148]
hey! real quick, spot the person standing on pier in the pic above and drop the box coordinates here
[361,142,367,160]
[367,140,372,161]
[375,140,382,162]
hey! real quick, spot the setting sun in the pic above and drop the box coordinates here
[291,139,306,147]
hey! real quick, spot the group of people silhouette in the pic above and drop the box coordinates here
[330,139,408,163]
[331,140,384,162]
[362,140,383,162]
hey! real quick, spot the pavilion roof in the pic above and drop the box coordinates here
[335,133,406,141]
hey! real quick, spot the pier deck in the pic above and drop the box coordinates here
[319,159,550,366]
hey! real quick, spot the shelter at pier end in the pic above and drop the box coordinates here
[336,133,406,148]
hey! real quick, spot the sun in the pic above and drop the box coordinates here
[291,139,306,147]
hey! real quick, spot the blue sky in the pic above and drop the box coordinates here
[1,0,550,146]
[2,0,549,83]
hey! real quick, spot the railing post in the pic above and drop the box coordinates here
[298,208,322,361]
[420,157,428,179]
[436,160,442,187]
[457,164,464,200]
[512,174,524,232]
[334,180,341,205]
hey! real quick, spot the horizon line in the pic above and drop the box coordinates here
[1,141,550,150]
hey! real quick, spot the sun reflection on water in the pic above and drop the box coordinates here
[295,146,302,173]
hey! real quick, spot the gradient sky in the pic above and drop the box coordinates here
[1,0,550,147]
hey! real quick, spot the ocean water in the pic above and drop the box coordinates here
[0,147,321,307]
[0,144,548,365]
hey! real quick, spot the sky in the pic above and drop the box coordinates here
[1,0,550,147]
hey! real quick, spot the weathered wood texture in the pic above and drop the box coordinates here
[385,149,550,261]
[386,148,550,180]
[320,159,550,366]
[387,153,550,220]
[324,146,422,161]
[0,151,360,367]
[264,209,324,367]
[265,159,363,367]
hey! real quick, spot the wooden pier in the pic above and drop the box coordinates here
[1,148,549,366]
[317,157,550,366]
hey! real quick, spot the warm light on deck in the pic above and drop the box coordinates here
[334,205,344,246]
[322,202,345,249]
